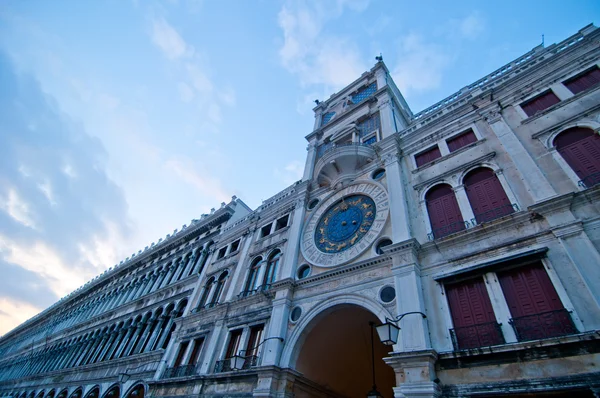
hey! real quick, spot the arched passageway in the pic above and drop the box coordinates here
[295,304,395,397]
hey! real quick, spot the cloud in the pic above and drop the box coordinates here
[150,17,192,60]
[164,158,231,203]
[391,33,452,95]
[277,0,369,90]
[457,12,485,40]
[177,81,194,102]
[274,160,304,185]
[0,51,131,335]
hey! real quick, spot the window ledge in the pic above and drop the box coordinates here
[412,138,486,174]
[438,331,599,361]
[521,83,600,125]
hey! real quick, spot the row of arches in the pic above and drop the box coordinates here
[0,241,214,360]
[9,383,144,398]
[0,300,188,382]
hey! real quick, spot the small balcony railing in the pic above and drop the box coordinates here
[162,364,196,379]
[214,355,259,373]
[449,322,505,350]
[509,309,578,342]
[427,221,470,240]
[238,284,272,298]
[578,172,600,189]
[471,203,519,225]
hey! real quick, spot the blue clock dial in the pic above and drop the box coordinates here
[314,194,376,253]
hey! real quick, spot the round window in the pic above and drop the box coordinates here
[372,168,386,180]
[308,199,319,210]
[290,306,302,322]
[376,238,393,255]
[297,264,311,280]
[380,286,396,303]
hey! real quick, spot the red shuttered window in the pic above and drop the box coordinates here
[554,127,600,187]
[563,66,600,95]
[464,168,514,223]
[498,262,577,341]
[415,145,442,167]
[446,278,504,349]
[520,90,560,117]
[447,129,477,153]
[425,184,465,239]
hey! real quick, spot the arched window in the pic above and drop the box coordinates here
[198,277,215,309]
[243,257,262,297]
[425,184,465,239]
[262,250,281,289]
[554,127,600,187]
[464,168,514,224]
[209,272,228,307]
[195,241,213,276]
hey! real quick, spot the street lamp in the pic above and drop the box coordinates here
[375,312,427,346]
[367,322,383,398]
[230,336,284,371]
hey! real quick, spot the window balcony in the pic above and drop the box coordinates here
[471,203,519,225]
[449,321,505,350]
[315,142,376,187]
[162,364,196,379]
[509,309,578,342]
[578,172,600,188]
[214,355,259,373]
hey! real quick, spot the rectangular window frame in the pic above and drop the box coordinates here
[446,129,478,153]
[275,214,289,231]
[562,65,600,95]
[414,145,442,168]
[519,89,561,117]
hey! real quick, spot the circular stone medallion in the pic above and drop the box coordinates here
[301,183,389,267]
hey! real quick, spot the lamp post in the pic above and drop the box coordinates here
[367,322,382,398]
[375,312,427,346]
[230,336,284,371]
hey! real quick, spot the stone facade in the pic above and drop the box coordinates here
[1,24,600,398]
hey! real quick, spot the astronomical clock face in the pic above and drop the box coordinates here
[301,183,389,267]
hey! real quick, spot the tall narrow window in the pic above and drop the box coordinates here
[425,184,465,239]
[415,146,442,167]
[198,277,215,309]
[173,341,190,367]
[195,241,213,276]
[554,127,600,187]
[245,324,264,367]
[520,90,560,117]
[225,329,243,359]
[447,129,477,152]
[446,278,504,350]
[563,66,600,94]
[498,262,577,341]
[243,257,262,296]
[263,250,281,289]
[209,272,228,307]
[187,338,204,365]
[464,168,514,223]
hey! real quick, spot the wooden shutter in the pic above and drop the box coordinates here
[415,146,442,167]
[245,325,264,357]
[426,185,465,238]
[521,91,560,117]
[498,262,575,340]
[174,341,189,366]
[555,129,600,184]
[187,338,204,365]
[564,66,600,95]
[447,129,477,152]
[225,330,242,358]
[446,278,503,349]
[464,169,513,223]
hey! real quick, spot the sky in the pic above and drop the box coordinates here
[0,0,598,336]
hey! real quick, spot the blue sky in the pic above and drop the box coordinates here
[0,0,598,335]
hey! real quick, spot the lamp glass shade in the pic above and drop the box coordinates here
[231,355,246,370]
[376,321,399,346]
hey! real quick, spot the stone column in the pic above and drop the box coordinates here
[377,94,397,139]
[484,110,556,202]
[260,290,291,366]
[136,317,158,354]
[171,258,186,283]
[385,155,411,242]
[224,237,252,302]
[302,140,318,182]
[161,264,177,289]
[452,185,476,225]
[73,337,95,366]
[114,326,136,359]
[145,316,167,352]
[152,269,168,292]
[198,322,225,374]
[89,333,110,364]
[281,198,306,279]
[180,252,197,279]
[384,351,441,398]
[155,316,176,351]
[107,327,128,360]
[122,324,144,357]
[143,274,159,296]
[97,330,119,362]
